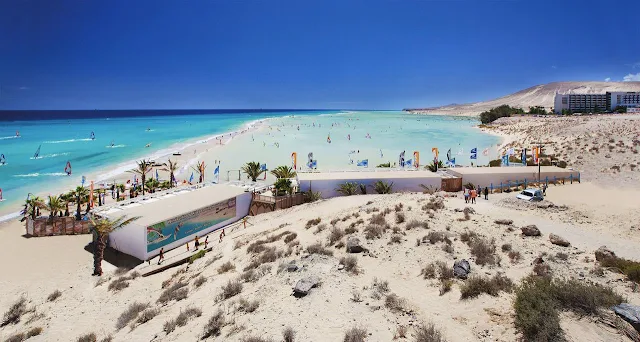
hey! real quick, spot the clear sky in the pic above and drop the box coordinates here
[1,0,639,110]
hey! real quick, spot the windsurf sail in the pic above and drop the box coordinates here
[90,131,95,140]
[357,159,368,167]
[327,134,331,143]
[15,130,20,137]
[0,188,3,201]
[398,151,405,167]
[0,153,5,165]
[33,145,41,159]
[65,161,72,175]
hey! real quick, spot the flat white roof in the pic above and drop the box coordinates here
[97,184,246,227]
[297,170,442,181]
[447,166,578,175]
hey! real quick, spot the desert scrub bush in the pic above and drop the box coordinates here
[466,235,498,266]
[247,240,268,254]
[220,279,243,300]
[533,263,552,277]
[369,213,387,225]
[284,233,297,244]
[202,309,226,339]
[508,251,522,263]
[164,307,202,334]
[26,326,43,338]
[314,223,328,234]
[552,278,624,315]
[343,326,367,342]
[204,254,223,268]
[385,293,406,312]
[555,252,568,261]
[423,197,445,211]
[305,218,321,229]
[364,224,385,239]
[439,279,453,296]
[116,302,149,330]
[330,218,340,225]
[590,266,606,277]
[459,274,513,299]
[414,322,447,342]
[283,327,296,342]
[237,298,260,313]
[395,212,406,224]
[371,278,390,299]
[395,325,408,339]
[442,243,454,254]
[1,296,27,326]
[157,281,189,304]
[420,263,438,279]
[133,308,160,328]
[76,333,97,342]
[328,227,345,245]
[344,226,358,234]
[306,242,334,256]
[339,256,359,274]
[394,203,404,212]
[405,219,428,230]
[46,289,62,302]
[5,332,26,342]
[501,243,512,252]
[389,234,402,244]
[424,231,446,244]
[599,255,640,283]
[459,231,478,243]
[189,250,206,264]
[193,275,207,288]
[108,277,130,292]
[218,261,236,274]
[242,337,274,342]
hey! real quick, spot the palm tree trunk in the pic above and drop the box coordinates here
[170,173,174,188]
[76,197,82,220]
[142,175,146,195]
[98,193,102,206]
[65,203,70,216]
[93,234,107,276]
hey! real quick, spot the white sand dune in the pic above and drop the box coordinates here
[407,81,640,117]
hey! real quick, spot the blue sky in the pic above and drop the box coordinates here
[1,0,639,110]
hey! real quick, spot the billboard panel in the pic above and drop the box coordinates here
[146,197,236,252]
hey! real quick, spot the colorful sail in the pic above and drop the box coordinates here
[533,147,540,164]
[291,152,297,170]
[34,145,41,159]
[65,161,72,175]
[357,159,368,167]
[446,149,452,162]
[521,148,527,166]
[432,147,439,160]
[413,151,420,167]
[213,165,220,184]
[90,131,95,140]
[327,134,331,143]
[398,151,405,167]
[0,153,5,165]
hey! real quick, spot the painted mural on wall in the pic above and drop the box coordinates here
[146,197,236,252]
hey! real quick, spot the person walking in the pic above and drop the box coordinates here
[470,188,477,204]
[484,187,489,200]
[158,248,164,265]
[194,236,200,250]
[464,188,469,203]
[204,236,209,249]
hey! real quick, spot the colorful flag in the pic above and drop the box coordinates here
[446,149,452,162]
[432,147,439,160]
[507,148,515,156]
[189,172,194,183]
[446,158,456,167]
[470,154,477,160]
[156,169,159,181]
[501,154,510,166]
[470,148,477,154]
[521,148,527,166]
[533,147,539,164]
[213,166,220,184]
[398,151,405,167]
[81,175,86,186]
[260,163,267,171]
[357,159,368,167]
[405,159,412,167]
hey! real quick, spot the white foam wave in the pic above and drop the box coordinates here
[13,172,68,178]
[0,136,19,140]
[29,152,70,160]
[44,138,93,144]
[105,144,126,148]
[0,211,22,223]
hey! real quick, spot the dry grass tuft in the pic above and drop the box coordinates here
[76,333,97,342]
[284,233,297,244]
[194,275,207,288]
[47,289,62,302]
[389,234,402,244]
[339,256,359,274]
[220,279,243,300]
[343,326,368,342]
[133,308,160,328]
[395,212,406,224]
[202,309,226,339]
[157,281,189,304]
[460,274,513,299]
[108,277,130,292]
[116,302,149,330]
[414,322,447,342]
[501,243,512,252]
[1,296,27,326]
[462,234,498,266]
[439,279,453,296]
[384,293,406,312]
[328,227,345,245]
[406,220,429,230]
[237,298,260,313]
[369,213,387,226]
[283,327,296,342]
[306,242,334,256]
[364,224,386,239]
[305,218,322,229]
[218,261,236,274]
[164,307,202,334]
[508,251,522,264]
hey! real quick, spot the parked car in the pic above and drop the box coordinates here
[516,188,544,202]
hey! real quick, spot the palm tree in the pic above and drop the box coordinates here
[274,178,293,196]
[359,183,367,195]
[162,159,179,187]
[336,182,359,196]
[24,196,45,220]
[145,178,160,193]
[270,165,296,179]
[241,161,264,182]
[46,195,64,220]
[95,189,105,206]
[71,186,89,220]
[60,192,73,216]
[191,161,207,183]
[160,180,172,190]
[129,159,153,195]
[89,214,140,276]
[372,180,393,194]
[116,183,125,201]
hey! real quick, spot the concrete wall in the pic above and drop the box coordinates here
[447,169,580,189]
[298,176,442,199]
[108,192,252,261]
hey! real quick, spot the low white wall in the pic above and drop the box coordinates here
[448,169,580,189]
[298,177,441,199]
[108,192,252,261]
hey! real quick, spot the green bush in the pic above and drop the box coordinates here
[479,105,525,124]
[488,159,501,167]
[189,250,206,264]
[599,255,640,283]
[556,160,567,168]
[460,274,513,299]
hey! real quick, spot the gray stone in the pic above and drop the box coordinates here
[293,276,320,296]
[337,264,345,270]
[521,225,541,237]
[549,233,570,247]
[286,263,299,272]
[494,219,514,225]
[595,246,616,261]
[612,303,640,332]
[453,259,471,279]
[346,237,365,253]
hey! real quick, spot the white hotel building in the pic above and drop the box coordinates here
[554,91,640,113]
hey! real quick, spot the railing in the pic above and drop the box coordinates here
[251,193,305,211]
[482,173,581,193]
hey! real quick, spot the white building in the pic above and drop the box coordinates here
[94,184,252,261]
[554,91,640,113]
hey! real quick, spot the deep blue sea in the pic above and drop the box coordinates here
[0,110,326,218]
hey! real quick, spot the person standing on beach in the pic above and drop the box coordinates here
[204,236,209,249]
[470,189,477,204]
[158,248,164,265]
[484,187,489,200]
[464,188,469,203]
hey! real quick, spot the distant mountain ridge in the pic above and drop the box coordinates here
[405,81,640,116]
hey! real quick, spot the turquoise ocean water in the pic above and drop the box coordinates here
[0,110,500,220]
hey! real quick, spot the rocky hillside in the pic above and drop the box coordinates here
[406,81,640,117]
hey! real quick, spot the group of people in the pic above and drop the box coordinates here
[464,185,489,204]
[156,225,235,265]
